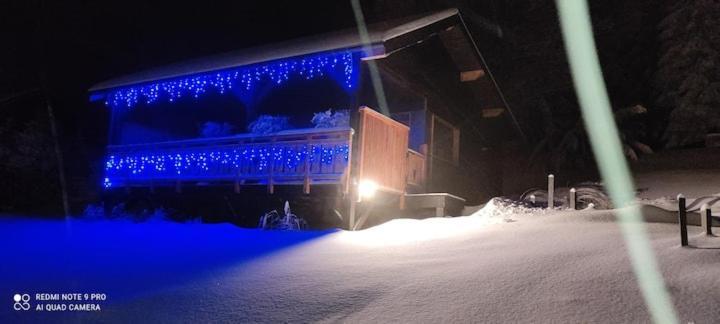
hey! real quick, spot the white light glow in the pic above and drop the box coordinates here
[339,198,543,247]
[358,179,378,200]
[339,216,488,246]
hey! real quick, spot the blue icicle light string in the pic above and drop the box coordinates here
[104,144,350,187]
[104,51,359,109]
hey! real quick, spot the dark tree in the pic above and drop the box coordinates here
[655,0,720,147]
[0,108,61,213]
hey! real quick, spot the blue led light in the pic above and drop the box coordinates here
[104,144,350,185]
[103,51,360,109]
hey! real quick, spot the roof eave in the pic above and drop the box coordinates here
[88,8,460,93]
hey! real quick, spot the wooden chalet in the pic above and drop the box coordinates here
[89,8,522,229]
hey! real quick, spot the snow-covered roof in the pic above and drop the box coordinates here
[88,8,460,92]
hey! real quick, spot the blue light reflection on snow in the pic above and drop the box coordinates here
[0,217,333,319]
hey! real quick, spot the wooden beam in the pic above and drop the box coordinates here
[460,69,486,82]
[482,108,505,118]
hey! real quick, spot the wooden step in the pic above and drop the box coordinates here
[404,193,466,217]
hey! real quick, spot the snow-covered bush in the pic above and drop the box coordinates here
[109,203,150,222]
[141,206,198,223]
[110,203,128,219]
[311,109,350,128]
[473,197,541,219]
[84,201,196,223]
[82,203,106,220]
[258,201,307,230]
[143,207,168,222]
[248,115,292,134]
[519,182,611,210]
[200,121,235,138]
[573,183,612,210]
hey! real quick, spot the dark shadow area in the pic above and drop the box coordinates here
[685,245,720,250]
[101,184,347,229]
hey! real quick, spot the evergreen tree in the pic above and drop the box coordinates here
[655,0,720,147]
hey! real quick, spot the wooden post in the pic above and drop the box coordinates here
[303,177,310,195]
[234,167,241,194]
[548,174,555,209]
[268,179,274,194]
[303,139,311,195]
[348,189,357,230]
[343,134,353,195]
[268,147,275,195]
[452,127,460,165]
[706,207,713,236]
[569,187,576,210]
[701,203,709,234]
[678,194,688,246]
[419,144,428,192]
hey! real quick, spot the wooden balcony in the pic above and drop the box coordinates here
[104,127,353,192]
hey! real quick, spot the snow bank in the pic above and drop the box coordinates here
[341,198,545,246]
[3,197,720,322]
[470,197,544,218]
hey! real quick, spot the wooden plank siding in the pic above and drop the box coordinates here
[406,148,426,188]
[355,106,410,195]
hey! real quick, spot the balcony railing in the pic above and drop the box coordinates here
[104,127,353,190]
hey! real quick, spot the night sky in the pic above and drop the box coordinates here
[3,0,362,130]
[1,0,665,214]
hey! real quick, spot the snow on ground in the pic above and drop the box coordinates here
[635,169,720,200]
[3,165,720,322]
[3,197,720,323]
[634,168,720,224]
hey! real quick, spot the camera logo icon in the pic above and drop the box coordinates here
[13,294,30,311]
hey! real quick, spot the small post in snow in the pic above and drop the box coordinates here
[547,174,555,209]
[530,194,536,207]
[569,188,576,210]
[678,194,688,246]
[701,203,709,235]
[705,206,713,236]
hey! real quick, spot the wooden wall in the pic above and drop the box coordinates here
[355,106,409,194]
